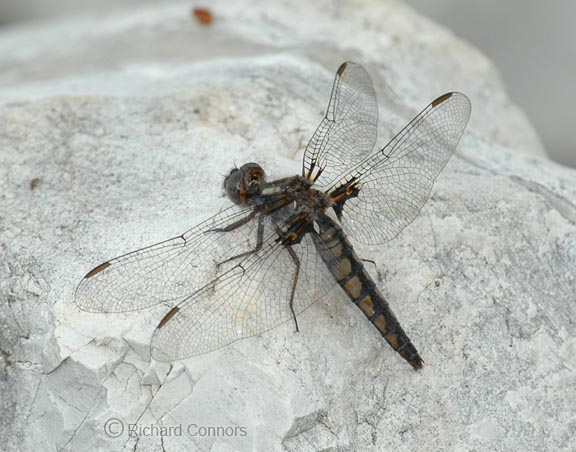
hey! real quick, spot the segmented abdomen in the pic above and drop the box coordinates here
[313,214,423,370]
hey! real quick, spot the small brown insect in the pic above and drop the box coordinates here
[192,7,213,26]
[30,177,41,190]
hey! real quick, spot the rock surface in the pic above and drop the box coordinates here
[1,1,574,452]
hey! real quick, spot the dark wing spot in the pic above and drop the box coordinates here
[432,92,453,107]
[158,307,180,329]
[337,62,348,76]
[84,261,111,279]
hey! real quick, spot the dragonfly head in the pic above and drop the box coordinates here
[223,162,267,205]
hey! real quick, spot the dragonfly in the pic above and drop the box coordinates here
[75,62,471,370]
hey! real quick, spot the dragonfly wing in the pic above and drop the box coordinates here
[303,61,378,187]
[150,227,337,361]
[74,204,263,312]
[327,92,471,245]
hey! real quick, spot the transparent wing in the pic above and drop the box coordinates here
[151,226,337,361]
[327,92,471,245]
[74,204,265,312]
[303,61,378,187]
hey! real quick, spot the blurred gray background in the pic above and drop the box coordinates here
[0,0,574,167]
[404,0,575,168]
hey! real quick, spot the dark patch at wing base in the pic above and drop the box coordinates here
[328,177,361,221]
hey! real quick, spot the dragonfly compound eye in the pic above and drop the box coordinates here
[223,163,266,205]
[240,163,266,185]
[240,163,266,199]
[223,167,244,204]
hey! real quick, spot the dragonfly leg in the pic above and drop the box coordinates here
[285,245,301,333]
[207,210,256,233]
[360,258,376,268]
[216,216,264,267]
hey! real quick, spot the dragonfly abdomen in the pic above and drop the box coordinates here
[314,215,424,370]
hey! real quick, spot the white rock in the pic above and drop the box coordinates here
[1,1,574,451]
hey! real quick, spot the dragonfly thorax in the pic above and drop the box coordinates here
[293,188,333,220]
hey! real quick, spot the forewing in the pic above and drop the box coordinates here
[74,204,261,312]
[151,227,337,361]
[328,92,471,245]
[303,62,378,187]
